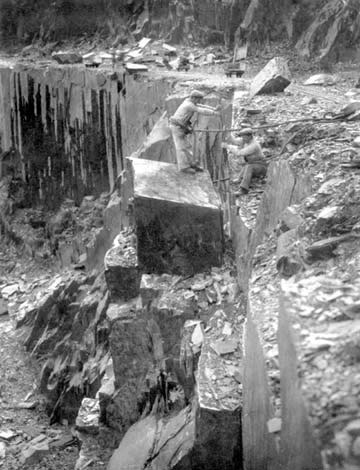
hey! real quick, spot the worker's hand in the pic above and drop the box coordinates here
[221,143,228,149]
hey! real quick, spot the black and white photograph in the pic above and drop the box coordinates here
[0,1,359,469]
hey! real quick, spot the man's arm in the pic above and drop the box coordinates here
[194,104,220,116]
[225,144,241,154]
[228,134,244,146]
[236,141,259,157]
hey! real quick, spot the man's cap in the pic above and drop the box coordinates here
[236,127,253,136]
[190,90,205,99]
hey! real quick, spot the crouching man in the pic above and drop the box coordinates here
[169,90,220,174]
[225,127,267,194]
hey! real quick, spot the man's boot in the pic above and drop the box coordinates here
[181,167,196,174]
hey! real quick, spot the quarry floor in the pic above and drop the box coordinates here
[1,45,360,469]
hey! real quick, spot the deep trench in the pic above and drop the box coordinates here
[0,63,320,469]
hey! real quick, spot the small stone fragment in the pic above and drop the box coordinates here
[192,281,208,292]
[0,429,17,441]
[50,432,76,449]
[20,434,50,466]
[345,420,360,437]
[1,284,19,298]
[317,205,339,222]
[210,339,238,356]
[306,235,354,261]
[163,43,177,54]
[52,51,83,64]
[222,322,232,336]
[75,398,100,435]
[304,74,335,86]
[125,63,149,73]
[0,442,6,459]
[16,401,38,410]
[352,436,360,457]
[0,298,8,316]
[353,136,360,148]
[191,322,204,347]
[335,431,352,459]
[279,206,304,231]
[104,228,140,301]
[138,37,151,49]
[267,417,282,433]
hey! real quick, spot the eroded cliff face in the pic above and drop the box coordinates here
[0,64,170,208]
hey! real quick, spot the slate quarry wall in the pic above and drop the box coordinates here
[0,63,170,208]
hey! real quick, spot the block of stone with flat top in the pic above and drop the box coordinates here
[129,157,223,275]
[104,228,141,300]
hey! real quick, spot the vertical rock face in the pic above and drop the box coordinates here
[130,157,224,275]
[242,0,360,61]
[231,157,314,469]
[13,271,111,422]
[0,64,170,208]
[132,0,250,46]
[242,313,278,470]
[295,0,360,62]
[107,301,157,435]
[194,308,243,470]
[277,299,323,470]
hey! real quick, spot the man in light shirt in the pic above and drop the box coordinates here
[169,90,220,174]
[225,127,267,194]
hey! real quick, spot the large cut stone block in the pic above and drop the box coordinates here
[150,286,196,358]
[104,228,141,301]
[107,301,156,435]
[130,157,223,275]
[250,57,291,97]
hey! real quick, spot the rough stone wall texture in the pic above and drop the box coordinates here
[0,64,170,208]
[242,312,278,470]
[295,0,360,62]
[277,296,323,470]
[1,0,359,61]
[231,160,314,469]
[14,271,111,423]
[242,0,360,61]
